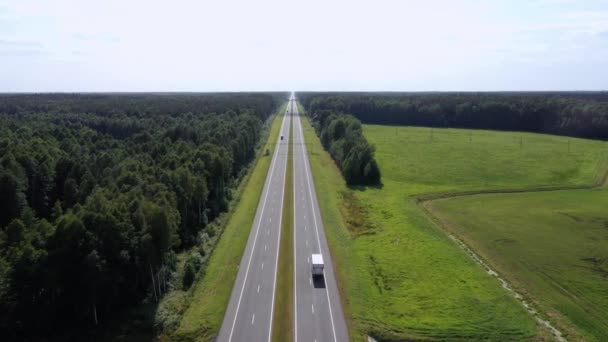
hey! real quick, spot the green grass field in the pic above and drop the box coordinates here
[302,120,608,341]
[172,105,286,341]
[430,184,608,341]
[368,125,607,193]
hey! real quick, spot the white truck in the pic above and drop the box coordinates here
[311,254,324,277]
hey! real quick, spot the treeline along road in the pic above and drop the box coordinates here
[0,93,285,340]
[298,92,608,139]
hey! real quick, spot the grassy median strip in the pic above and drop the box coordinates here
[173,104,286,341]
[271,112,294,342]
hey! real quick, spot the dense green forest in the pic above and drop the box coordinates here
[0,93,285,340]
[308,111,380,185]
[298,92,608,139]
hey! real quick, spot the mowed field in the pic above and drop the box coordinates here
[430,185,608,341]
[303,119,608,341]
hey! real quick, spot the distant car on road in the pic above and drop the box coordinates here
[312,254,324,277]
[280,135,284,140]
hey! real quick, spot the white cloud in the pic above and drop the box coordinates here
[0,0,606,91]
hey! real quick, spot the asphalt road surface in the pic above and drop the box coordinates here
[292,97,349,342]
[217,100,291,342]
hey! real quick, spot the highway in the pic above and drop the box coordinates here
[217,99,291,342]
[292,96,349,342]
[217,94,347,341]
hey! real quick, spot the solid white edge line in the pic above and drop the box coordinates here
[297,106,338,342]
[293,103,298,342]
[227,106,289,342]
[267,103,290,342]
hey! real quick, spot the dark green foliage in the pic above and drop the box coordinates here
[0,93,285,340]
[183,262,197,290]
[0,171,26,228]
[298,92,608,139]
[182,252,203,290]
[312,112,381,185]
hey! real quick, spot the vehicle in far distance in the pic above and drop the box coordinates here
[281,135,284,140]
[311,253,324,277]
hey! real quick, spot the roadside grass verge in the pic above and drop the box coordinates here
[271,112,294,342]
[428,182,608,341]
[171,104,286,341]
[301,120,607,341]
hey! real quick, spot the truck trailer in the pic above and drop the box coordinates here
[311,253,324,277]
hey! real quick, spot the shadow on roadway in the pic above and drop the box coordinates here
[312,275,326,289]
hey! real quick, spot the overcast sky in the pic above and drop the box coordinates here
[1,0,607,92]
